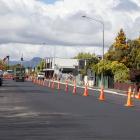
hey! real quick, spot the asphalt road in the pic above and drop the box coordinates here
[0,79,140,140]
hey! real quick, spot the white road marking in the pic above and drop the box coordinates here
[45,80,127,97]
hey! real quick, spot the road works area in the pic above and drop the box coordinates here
[0,79,140,140]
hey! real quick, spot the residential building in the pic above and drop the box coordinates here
[43,57,79,79]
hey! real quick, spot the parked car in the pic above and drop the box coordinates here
[37,72,45,80]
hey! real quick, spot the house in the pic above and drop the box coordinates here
[43,57,79,79]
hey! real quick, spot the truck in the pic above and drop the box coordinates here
[13,67,25,82]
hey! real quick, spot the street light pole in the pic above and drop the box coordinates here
[82,15,105,87]
[102,23,104,60]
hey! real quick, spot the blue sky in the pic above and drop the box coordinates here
[40,0,58,4]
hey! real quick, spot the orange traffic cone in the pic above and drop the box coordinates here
[42,80,45,86]
[83,83,89,96]
[32,78,35,83]
[131,88,136,98]
[44,80,47,87]
[38,79,40,85]
[135,88,140,99]
[35,79,37,84]
[125,87,134,107]
[57,80,60,90]
[39,80,41,85]
[99,85,105,101]
[33,78,35,84]
[65,80,68,92]
[73,80,77,95]
[41,80,43,86]
[40,80,42,86]
[48,80,51,88]
[51,80,54,89]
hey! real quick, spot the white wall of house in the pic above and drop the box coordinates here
[45,57,78,69]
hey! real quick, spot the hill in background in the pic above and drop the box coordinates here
[9,57,42,68]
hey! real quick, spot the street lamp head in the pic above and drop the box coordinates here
[82,15,86,18]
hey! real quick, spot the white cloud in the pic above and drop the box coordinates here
[0,0,140,60]
[0,43,107,61]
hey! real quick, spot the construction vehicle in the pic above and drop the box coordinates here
[13,66,25,82]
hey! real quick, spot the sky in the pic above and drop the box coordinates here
[0,0,140,60]
[40,0,58,4]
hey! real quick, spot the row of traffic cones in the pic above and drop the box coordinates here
[32,78,105,101]
[135,89,140,99]
[32,78,139,108]
[34,78,77,94]
[125,87,140,107]
[35,78,105,101]
[131,88,140,99]
[83,83,105,101]
[82,83,140,107]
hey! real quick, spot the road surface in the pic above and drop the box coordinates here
[0,79,140,140]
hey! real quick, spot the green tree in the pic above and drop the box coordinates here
[0,59,7,70]
[93,60,129,82]
[94,29,140,83]
[105,28,129,66]
[93,60,112,76]
[36,59,46,72]
[110,61,130,82]
[74,52,95,59]
[127,39,140,69]
[74,52,99,76]
[113,28,127,49]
